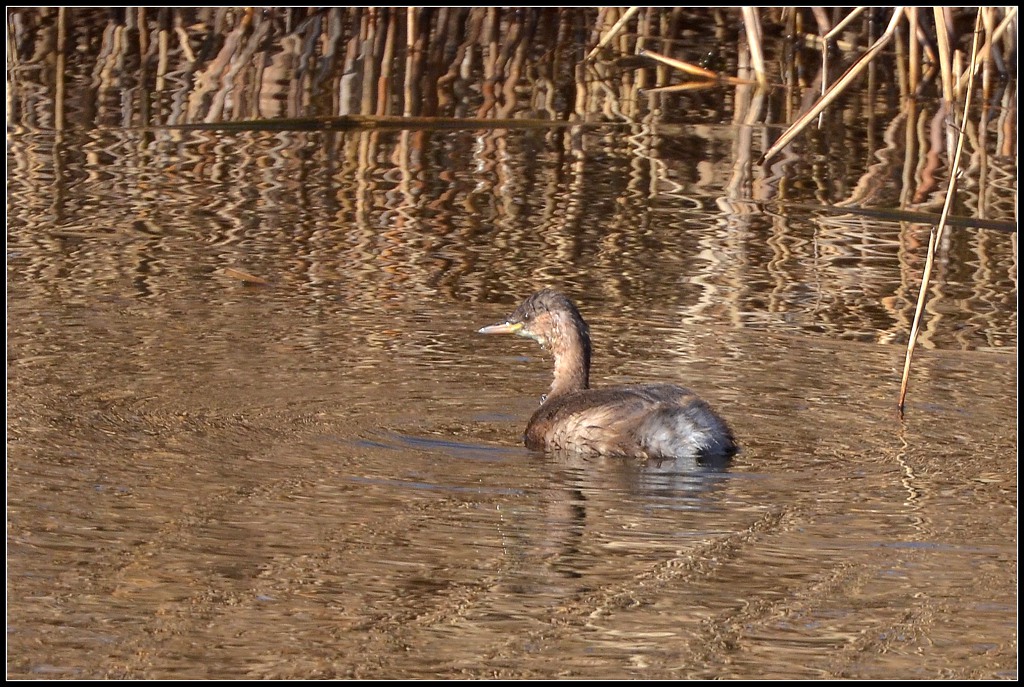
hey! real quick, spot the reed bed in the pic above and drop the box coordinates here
[7,8,1017,125]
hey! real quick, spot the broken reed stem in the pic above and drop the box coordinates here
[896,10,984,415]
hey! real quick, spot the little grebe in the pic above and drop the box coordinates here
[479,289,736,459]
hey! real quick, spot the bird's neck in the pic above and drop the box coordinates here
[548,325,591,398]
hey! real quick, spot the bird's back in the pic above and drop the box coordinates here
[525,383,735,459]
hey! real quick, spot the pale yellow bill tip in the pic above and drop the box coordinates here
[478,321,523,335]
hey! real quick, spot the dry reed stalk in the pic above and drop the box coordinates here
[643,81,730,94]
[55,6,67,131]
[826,6,867,38]
[907,6,921,95]
[639,49,757,86]
[933,6,957,102]
[585,6,639,61]
[897,10,984,415]
[404,8,417,117]
[741,7,767,86]
[640,49,718,79]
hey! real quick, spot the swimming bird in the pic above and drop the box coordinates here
[479,289,736,459]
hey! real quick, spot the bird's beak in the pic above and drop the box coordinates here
[478,321,523,335]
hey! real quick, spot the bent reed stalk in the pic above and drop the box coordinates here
[897,11,985,416]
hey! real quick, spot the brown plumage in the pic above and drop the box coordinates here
[479,289,736,459]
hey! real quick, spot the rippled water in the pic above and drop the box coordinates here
[7,7,1018,680]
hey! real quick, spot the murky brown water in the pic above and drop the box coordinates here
[7,8,1017,680]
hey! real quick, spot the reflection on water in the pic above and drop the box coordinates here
[6,7,1017,681]
[8,124,1016,351]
